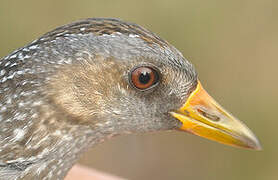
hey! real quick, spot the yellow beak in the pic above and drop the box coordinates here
[170,81,261,150]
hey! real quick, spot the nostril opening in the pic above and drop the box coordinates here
[183,109,190,116]
[197,108,220,122]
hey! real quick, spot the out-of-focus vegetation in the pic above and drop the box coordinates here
[0,0,277,179]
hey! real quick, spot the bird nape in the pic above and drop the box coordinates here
[0,18,261,179]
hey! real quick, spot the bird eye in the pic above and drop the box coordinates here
[130,66,159,90]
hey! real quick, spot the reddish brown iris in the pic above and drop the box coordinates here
[131,66,159,90]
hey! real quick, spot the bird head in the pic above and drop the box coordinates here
[42,18,261,150]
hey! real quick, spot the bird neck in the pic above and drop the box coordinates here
[0,93,113,179]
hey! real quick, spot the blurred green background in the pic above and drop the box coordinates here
[0,0,277,179]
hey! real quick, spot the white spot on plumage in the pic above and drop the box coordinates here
[18,52,24,59]
[7,72,16,79]
[23,54,31,59]
[53,130,62,136]
[16,70,24,75]
[10,54,17,59]
[4,61,11,67]
[31,101,42,107]
[29,45,39,50]
[22,47,30,52]
[0,106,7,113]
[1,76,7,83]
[6,97,12,104]
[0,69,6,76]
[10,63,17,67]
[12,129,26,142]
[129,34,139,38]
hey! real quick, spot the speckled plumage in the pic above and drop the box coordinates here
[0,18,197,179]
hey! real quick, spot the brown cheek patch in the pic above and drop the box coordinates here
[46,57,128,123]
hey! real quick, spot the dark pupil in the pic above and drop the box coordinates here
[139,71,151,84]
